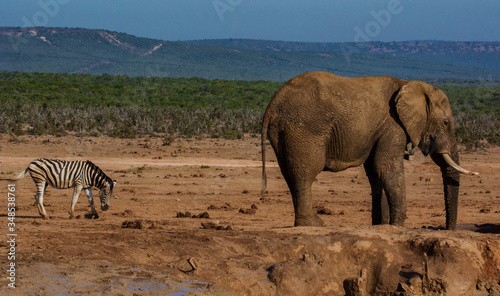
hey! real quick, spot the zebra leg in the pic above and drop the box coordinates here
[68,185,83,219]
[84,188,99,219]
[35,182,49,219]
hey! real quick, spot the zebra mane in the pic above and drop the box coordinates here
[86,160,114,189]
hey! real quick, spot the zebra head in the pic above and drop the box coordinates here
[99,180,116,211]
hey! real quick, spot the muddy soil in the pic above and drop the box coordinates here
[0,134,499,295]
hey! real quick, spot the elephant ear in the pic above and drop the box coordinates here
[395,81,429,147]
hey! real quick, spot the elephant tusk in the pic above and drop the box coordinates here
[442,154,479,175]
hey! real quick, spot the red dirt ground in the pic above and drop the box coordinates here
[0,134,499,295]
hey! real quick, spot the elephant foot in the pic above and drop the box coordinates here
[389,219,405,227]
[372,217,390,225]
[294,214,324,227]
[42,215,50,220]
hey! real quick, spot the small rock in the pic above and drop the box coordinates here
[239,208,256,215]
[194,212,210,219]
[317,206,334,215]
[176,211,192,218]
[176,211,210,219]
[201,222,231,230]
[121,220,143,229]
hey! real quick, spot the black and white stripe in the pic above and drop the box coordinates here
[14,158,115,219]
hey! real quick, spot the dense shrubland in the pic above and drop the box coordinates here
[0,71,498,147]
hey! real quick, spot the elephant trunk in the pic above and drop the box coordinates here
[431,143,471,230]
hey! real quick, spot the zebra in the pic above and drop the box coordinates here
[11,158,116,219]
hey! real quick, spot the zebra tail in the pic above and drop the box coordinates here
[5,168,29,181]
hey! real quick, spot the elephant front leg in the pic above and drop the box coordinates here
[373,190,390,225]
[371,153,407,226]
[383,173,407,227]
[364,162,390,225]
[372,134,407,227]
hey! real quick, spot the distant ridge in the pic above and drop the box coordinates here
[187,38,500,55]
[187,39,500,73]
[1,27,499,81]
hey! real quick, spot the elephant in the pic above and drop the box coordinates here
[261,71,478,230]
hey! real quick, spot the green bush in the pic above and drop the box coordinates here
[0,71,498,145]
[454,112,500,149]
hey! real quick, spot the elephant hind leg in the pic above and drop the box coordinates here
[290,181,324,227]
[277,147,325,227]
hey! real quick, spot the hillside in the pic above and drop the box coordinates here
[188,39,500,74]
[1,27,500,81]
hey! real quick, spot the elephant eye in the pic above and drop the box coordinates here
[443,119,450,126]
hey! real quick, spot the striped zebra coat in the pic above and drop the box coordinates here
[13,158,115,219]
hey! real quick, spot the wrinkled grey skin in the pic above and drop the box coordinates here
[261,71,472,229]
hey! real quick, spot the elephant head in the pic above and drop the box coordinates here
[395,81,478,229]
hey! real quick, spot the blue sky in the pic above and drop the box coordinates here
[1,0,499,42]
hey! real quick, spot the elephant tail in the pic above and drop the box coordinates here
[261,114,270,196]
